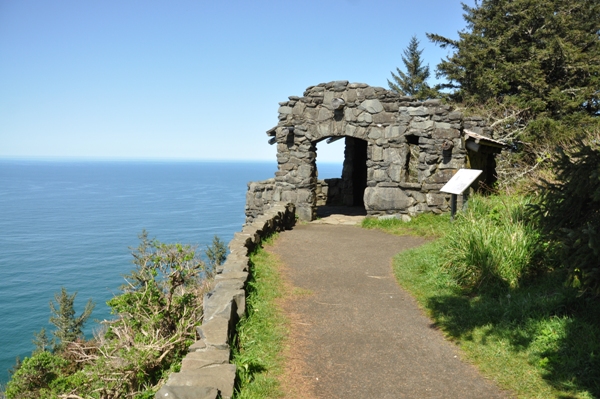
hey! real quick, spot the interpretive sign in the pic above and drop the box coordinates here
[440,169,483,195]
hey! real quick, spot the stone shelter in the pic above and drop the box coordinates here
[245,81,505,223]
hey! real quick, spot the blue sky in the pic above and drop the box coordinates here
[0,0,473,162]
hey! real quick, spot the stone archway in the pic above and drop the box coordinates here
[245,81,503,223]
[314,136,368,212]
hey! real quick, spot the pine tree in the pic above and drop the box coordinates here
[427,0,600,119]
[388,35,435,100]
[205,235,226,271]
[32,328,50,355]
[49,287,94,350]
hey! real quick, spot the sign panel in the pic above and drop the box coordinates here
[440,169,483,195]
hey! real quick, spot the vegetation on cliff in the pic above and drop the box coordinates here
[4,231,224,399]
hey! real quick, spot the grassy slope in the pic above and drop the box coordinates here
[364,207,600,399]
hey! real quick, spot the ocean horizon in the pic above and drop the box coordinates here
[0,159,342,385]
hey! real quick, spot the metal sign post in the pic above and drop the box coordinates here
[440,169,483,221]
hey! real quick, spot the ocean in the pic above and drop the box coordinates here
[0,159,342,385]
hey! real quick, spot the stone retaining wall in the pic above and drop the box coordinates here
[155,203,296,399]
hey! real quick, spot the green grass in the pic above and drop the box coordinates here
[364,196,600,398]
[232,236,287,399]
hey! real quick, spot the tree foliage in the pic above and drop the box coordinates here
[32,328,50,356]
[206,234,227,270]
[428,0,600,121]
[533,140,600,296]
[49,287,94,350]
[388,35,437,100]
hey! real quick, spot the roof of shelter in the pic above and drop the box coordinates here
[464,130,507,148]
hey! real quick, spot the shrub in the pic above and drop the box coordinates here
[442,195,542,291]
[5,231,218,399]
[533,140,600,296]
[4,351,69,399]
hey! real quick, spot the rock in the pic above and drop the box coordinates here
[359,99,384,114]
[332,80,349,91]
[197,317,231,350]
[370,145,384,162]
[408,107,430,116]
[181,349,230,371]
[426,193,447,206]
[378,214,401,221]
[410,120,434,130]
[358,112,373,124]
[155,385,219,399]
[189,340,207,352]
[164,364,236,399]
[364,187,415,211]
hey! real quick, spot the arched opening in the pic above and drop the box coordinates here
[315,137,344,207]
[314,136,368,218]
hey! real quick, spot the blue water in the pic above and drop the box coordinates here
[0,159,342,384]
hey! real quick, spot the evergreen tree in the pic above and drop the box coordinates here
[388,35,436,100]
[48,287,94,349]
[532,140,600,296]
[32,328,49,355]
[427,0,600,119]
[206,235,227,271]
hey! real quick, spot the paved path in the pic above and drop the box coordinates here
[269,222,510,399]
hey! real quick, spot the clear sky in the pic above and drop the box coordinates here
[0,0,473,162]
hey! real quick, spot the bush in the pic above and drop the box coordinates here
[442,195,542,291]
[4,351,69,399]
[5,231,218,399]
[533,141,600,296]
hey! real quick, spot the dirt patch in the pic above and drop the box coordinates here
[268,249,319,399]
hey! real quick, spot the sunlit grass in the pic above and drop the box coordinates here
[232,236,287,399]
[365,195,600,398]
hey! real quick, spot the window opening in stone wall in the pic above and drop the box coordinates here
[404,134,420,183]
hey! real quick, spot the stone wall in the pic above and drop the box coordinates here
[316,178,343,206]
[246,81,499,223]
[155,203,296,399]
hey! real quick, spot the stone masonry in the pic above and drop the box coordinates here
[155,203,296,399]
[246,81,502,223]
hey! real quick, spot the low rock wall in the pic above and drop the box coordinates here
[246,178,343,224]
[245,178,277,224]
[155,203,296,399]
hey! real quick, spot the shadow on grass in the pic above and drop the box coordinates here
[425,271,600,398]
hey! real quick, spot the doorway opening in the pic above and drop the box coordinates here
[314,136,368,218]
